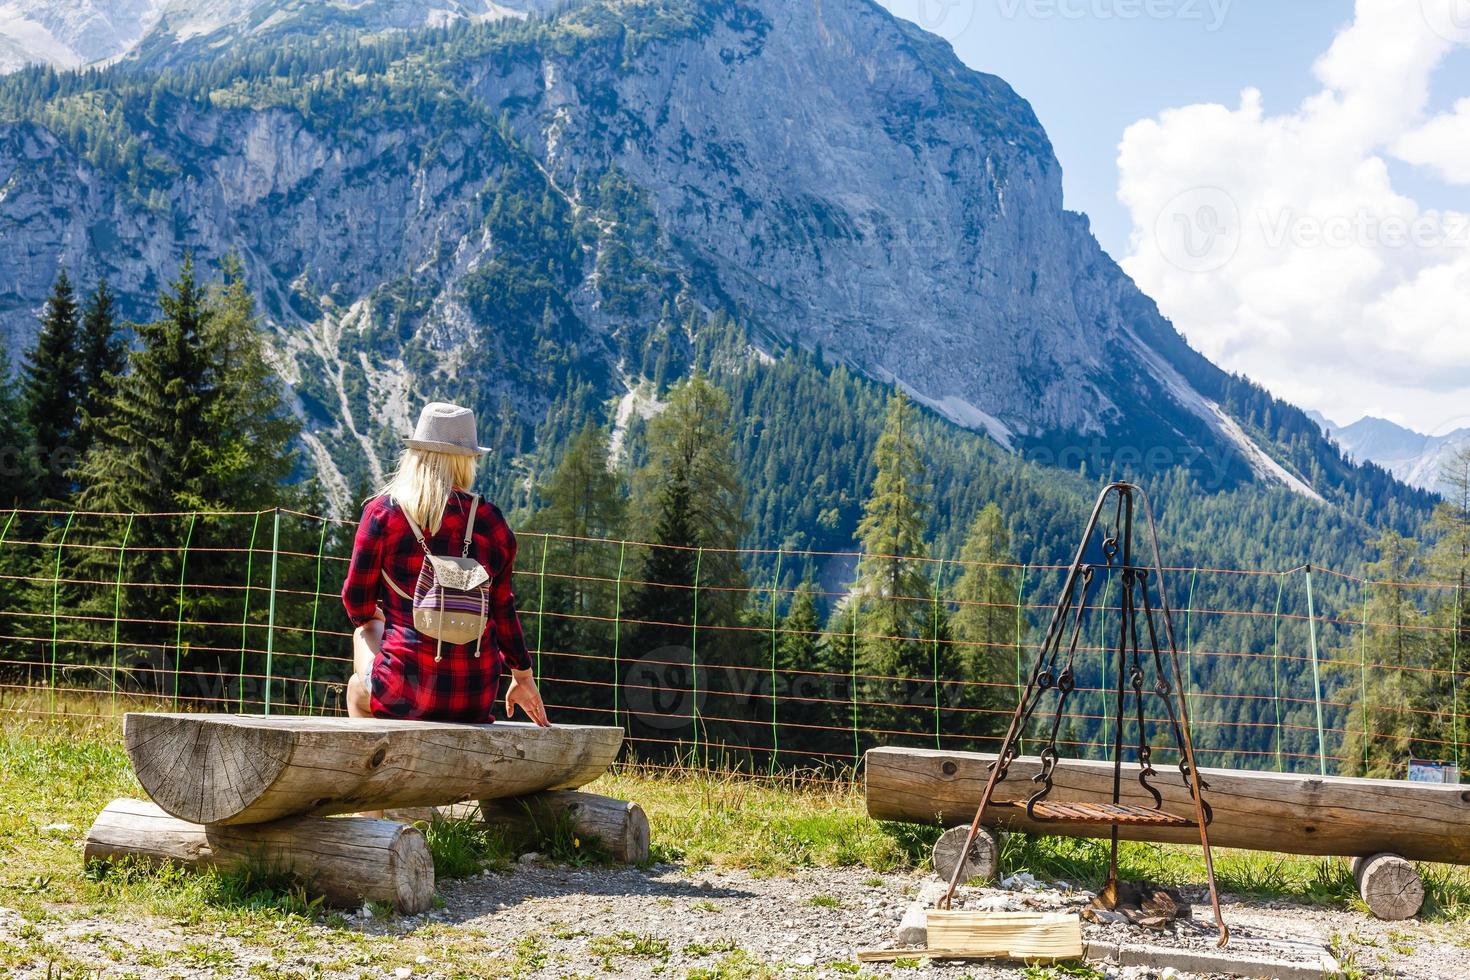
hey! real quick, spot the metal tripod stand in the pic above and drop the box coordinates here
[938,482,1228,947]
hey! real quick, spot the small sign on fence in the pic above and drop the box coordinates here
[1408,759,1461,784]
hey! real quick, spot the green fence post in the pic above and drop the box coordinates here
[849,593,860,769]
[932,559,945,749]
[1270,572,1287,772]
[769,549,783,773]
[263,509,281,716]
[174,514,197,711]
[110,515,134,697]
[691,546,704,768]
[1015,563,1028,757]
[307,517,328,714]
[1454,580,1462,773]
[535,533,549,676]
[49,511,77,702]
[1359,584,1370,772]
[612,539,626,729]
[1304,565,1327,776]
[237,512,262,713]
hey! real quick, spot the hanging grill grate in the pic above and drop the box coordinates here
[937,482,1228,947]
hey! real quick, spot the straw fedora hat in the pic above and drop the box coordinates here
[405,401,490,456]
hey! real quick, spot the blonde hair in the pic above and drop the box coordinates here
[378,447,477,534]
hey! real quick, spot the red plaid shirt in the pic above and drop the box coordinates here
[341,490,533,722]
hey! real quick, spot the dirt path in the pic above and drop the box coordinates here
[4,863,1467,978]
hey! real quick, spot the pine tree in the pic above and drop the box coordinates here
[1342,530,1429,777]
[951,502,1021,738]
[76,258,211,512]
[199,255,299,508]
[73,279,126,464]
[22,271,82,501]
[629,373,747,620]
[526,424,627,717]
[0,371,37,505]
[624,375,748,750]
[853,393,931,676]
[1424,444,1470,765]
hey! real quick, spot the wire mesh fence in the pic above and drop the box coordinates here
[0,505,1464,783]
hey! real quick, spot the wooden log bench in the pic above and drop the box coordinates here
[866,747,1470,920]
[125,714,625,825]
[87,713,630,911]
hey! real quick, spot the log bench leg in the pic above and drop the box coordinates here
[1350,853,1424,921]
[478,791,651,864]
[931,825,999,887]
[84,799,436,914]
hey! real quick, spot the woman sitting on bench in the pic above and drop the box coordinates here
[341,401,549,727]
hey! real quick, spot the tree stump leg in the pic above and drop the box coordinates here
[1351,853,1424,921]
[84,798,435,914]
[931,825,999,887]
[478,791,651,864]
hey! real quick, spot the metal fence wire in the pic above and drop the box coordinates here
[0,506,1465,783]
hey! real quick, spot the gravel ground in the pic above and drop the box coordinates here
[4,862,1469,978]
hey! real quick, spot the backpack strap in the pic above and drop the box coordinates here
[393,496,434,557]
[462,493,480,558]
[380,569,413,600]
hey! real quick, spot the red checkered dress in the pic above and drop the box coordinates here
[341,490,534,722]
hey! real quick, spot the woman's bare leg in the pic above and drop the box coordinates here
[347,618,385,818]
[347,618,382,719]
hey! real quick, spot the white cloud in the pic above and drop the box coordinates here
[1395,97,1470,184]
[1118,0,1470,434]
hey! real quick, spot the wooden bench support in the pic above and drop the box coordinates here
[1351,853,1424,921]
[124,713,624,825]
[478,791,651,864]
[84,799,435,914]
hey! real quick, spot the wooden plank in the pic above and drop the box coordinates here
[124,713,624,826]
[864,747,1470,864]
[84,798,435,913]
[926,911,1083,961]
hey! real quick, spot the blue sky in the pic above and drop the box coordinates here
[879,0,1470,433]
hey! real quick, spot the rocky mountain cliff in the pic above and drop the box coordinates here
[0,0,1419,521]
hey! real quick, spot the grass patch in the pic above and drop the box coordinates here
[596,763,931,874]
[588,930,671,970]
[420,814,514,878]
[686,949,776,980]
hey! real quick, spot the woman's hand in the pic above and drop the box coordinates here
[505,669,550,727]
